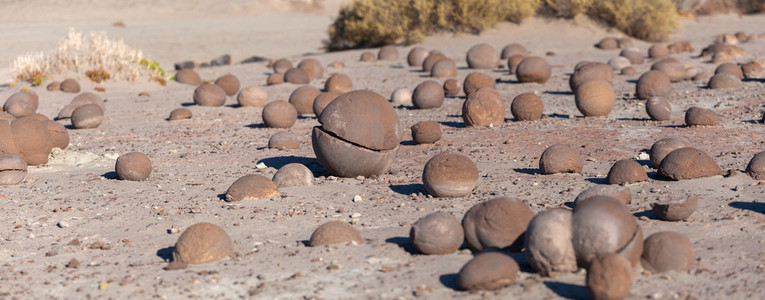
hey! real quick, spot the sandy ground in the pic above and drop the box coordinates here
[1,1,765,299]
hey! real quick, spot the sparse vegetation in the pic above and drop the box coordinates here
[9,28,168,87]
[327,0,542,51]
[328,0,679,50]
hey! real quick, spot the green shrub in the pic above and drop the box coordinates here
[589,0,679,42]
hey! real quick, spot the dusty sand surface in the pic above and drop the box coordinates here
[1,1,765,299]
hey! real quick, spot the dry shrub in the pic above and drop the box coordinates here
[543,0,594,18]
[589,0,679,42]
[327,0,541,50]
[10,28,166,87]
[692,0,765,15]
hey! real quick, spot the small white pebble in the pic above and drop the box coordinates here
[57,221,69,228]
[351,213,361,218]
[255,162,267,169]
[353,195,363,202]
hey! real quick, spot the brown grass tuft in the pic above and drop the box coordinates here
[589,0,679,42]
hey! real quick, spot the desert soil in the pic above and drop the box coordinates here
[1,1,764,299]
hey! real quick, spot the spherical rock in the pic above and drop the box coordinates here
[360,51,376,62]
[575,80,615,117]
[422,152,477,197]
[237,86,268,107]
[172,223,234,265]
[412,80,444,109]
[606,159,648,185]
[58,92,105,120]
[60,78,80,93]
[407,47,428,67]
[44,120,69,149]
[266,73,284,85]
[411,121,441,144]
[0,112,14,121]
[462,197,534,251]
[466,43,498,69]
[115,152,152,181]
[501,43,528,59]
[0,153,27,185]
[651,58,686,82]
[431,58,457,78]
[645,97,672,121]
[648,43,669,59]
[572,196,639,267]
[272,58,293,74]
[658,147,722,180]
[650,136,692,168]
[378,45,398,60]
[312,92,340,116]
[685,107,719,126]
[324,73,353,94]
[313,90,401,177]
[169,108,192,120]
[175,69,201,85]
[511,92,543,121]
[0,119,19,155]
[507,54,528,75]
[457,252,519,291]
[746,151,765,180]
[641,231,695,273]
[516,57,551,83]
[309,221,363,246]
[714,62,743,79]
[422,51,447,72]
[193,83,226,107]
[11,116,53,165]
[569,62,613,92]
[652,197,698,221]
[574,185,632,207]
[462,87,505,127]
[410,212,464,255]
[707,73,742,89]
[608,56,631,71]
[288,85,321,115]
[741,61,762,79]
[621,67,637,76]
[539,144,583,175]
[4,91,38,117]
[596,37,619,50]
[262,101,298,128]
[71,104,104,129]
[46,81,60,91]
[284,68,310,84]
[214,74,240,96]
[268,131,299,150]
[443,79,460,97]
[297,58,324,80]
[463,72,496,96]
[525,208,577,277]
[586,252,633,300]
[272,163,313,188]
[636,70,673,100]
[390,88,412,106]
[225,174,280,201]
[620,49,644,65]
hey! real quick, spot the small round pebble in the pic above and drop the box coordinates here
[641,231,695,273]
[431,58,457,78]
[325,73,353,94]
[378,45,398,60]
[410,212,464,255]
[237,86,268,107]
[511,92,543,121]
[462,197,534,251]
[411,121,441,144]
[684,107,719,126]
[215,74,240,96]
[284,68,311,84]
[60,78,81,93]
[193,83,226,107]
[172,223,234,266]
[650,136,693,168]
[408,47,428,67]
[390,88,412,106]
[412,80,444,109]
[463,72,496,96]
[169,108,192,120]
[175,69,201,85]
[288,85,321,115]
[267,73,284,85]
[309,221,363,246]
[658,147,722,180]
[225,174,280,201]
[443,79,460,97]
[272,58,293,74]
[268,131,299,150]
[606,159,648,185]
[586,252,633,300]
[262,101,298,128]
[516,57,552,83]
[312,92,341,116]
[71,104,104,129]
[360,52,376,62]
[539,144,583,175]
[525,208,577,277]
[466,43,499,69]
[645,97,672,121]
[422,152,478,197]
[746,151,765,180]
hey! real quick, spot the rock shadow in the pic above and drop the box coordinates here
[439,273,460,290]
[513,168,539,175]
[729,201,765,215]
[585,177,607,184]
[156,247,175,262]
[545,91,574,96]
[439,121,465,128]
[384,237,418,254]
[634,209,659,220]
[389,183,426,196]
[543,281,589,300]
[101,171,118,180]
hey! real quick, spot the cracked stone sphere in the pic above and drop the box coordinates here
[0,153,27,185]
[462,87,505,127]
